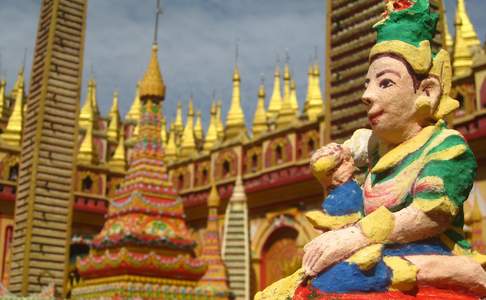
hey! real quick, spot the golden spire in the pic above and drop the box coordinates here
[107,91,120,142]
[0,80,6,118]
[216,100,224,140]
[266,64,282,120]
[305,63,324,121]
[252,79,267,137]
[453,10,473,77]
[79,78,97,130]
[10,65,24,99]
[225,65,246,139]
[180,98,196,157]
[283,63,291,104]
[160,117,167,145]
[443,12,454,52]
[139,45,165,98]
[109,131,126,172]
[204,102,218,151]
[77,121,96,164]
[195,110,204,142]
[289,79,299,113]
[456,0,480,50]
[125,81,141,121]
[1,80,24,147]
[165,122,177,161]
[174,100,184,136]
[471,195,483,223]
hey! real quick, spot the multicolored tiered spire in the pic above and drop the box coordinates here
[73,43,215,299]
[197,183,230,299]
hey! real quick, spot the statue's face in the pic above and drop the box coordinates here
[362,56,420,145]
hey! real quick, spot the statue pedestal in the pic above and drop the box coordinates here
[293,284,480,300]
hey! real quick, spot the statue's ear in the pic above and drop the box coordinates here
[417,76,441,111]
[415,76,441,122]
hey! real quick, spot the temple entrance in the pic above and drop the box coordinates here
[260,226,302,289]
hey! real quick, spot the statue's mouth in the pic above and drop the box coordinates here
[368,110,384,126]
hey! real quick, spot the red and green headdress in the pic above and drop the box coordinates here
[370,0,459,119]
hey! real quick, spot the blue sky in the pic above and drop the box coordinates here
[0,0,484,130]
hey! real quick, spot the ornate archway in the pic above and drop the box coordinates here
[260,226,302,289]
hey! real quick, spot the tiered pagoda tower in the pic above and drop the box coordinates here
[71,44,213,299]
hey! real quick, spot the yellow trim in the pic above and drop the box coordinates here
[310,156,339,181]
[383,256,418,291]
[254,268,304,300]
[426,144,467,162]
[346,244,383,271]
[439,233,470,256]
[359,206,394,243]
[372,124,437,173]
[412,196,458,216]
[304,210,361,231]
[369,40,432,74]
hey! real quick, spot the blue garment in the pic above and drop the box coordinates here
[322,180,364,216]
[312,181,452,293]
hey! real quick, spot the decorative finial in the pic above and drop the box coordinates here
[153,0,163,45]
[260,73,265,85]
[89,64,94,80]
[22,48,27,69]
[285,48,290,64]
[235,38,240,66]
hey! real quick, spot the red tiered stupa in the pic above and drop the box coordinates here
[72,44,211,299]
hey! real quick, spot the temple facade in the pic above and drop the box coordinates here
[0,0,485,299]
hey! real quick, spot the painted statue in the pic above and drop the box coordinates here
[255,0,486,299]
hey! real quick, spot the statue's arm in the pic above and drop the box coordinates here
[387,134,476,244]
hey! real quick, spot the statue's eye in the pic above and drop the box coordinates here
[379,79,394,89]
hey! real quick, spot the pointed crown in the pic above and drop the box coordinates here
[370,0,458,120]
[140,45,165,99]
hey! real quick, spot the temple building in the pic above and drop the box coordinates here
[0,0,485,299]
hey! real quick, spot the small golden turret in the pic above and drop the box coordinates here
[453,9,473,77]
[225,65,246,140]
[109,131,126,172]
[139,44,166,99]
[165,122,177,162]
[174,101,184,138]
[204,102,218,151]
[283,63,291,105]
[79,78,98,130]
[77,121,96,164]
[0,80,6,118]
[289,79,299,113]
[266,64,282,120]
[216,100,224,140]
[276,64,297,127]
[305,63,324,121]
[180,99,196,157]
[456,0,480,50]
[107,91,120,142]
[161,117,167,145]
[443,12,454,52]
[195,110,204,142]
[10,65,24,99]
[2,80,24,147]
[125,81,141,121]
[252,79,267,137]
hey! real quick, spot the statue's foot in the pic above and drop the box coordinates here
[406,255,486,297]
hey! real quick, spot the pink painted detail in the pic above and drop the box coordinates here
[363,175,403,214]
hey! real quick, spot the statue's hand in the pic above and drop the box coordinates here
[302,225,369,277]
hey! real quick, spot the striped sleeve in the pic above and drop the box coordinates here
[411,134,477,218]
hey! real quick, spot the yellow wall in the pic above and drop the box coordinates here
[0,214,13,286]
